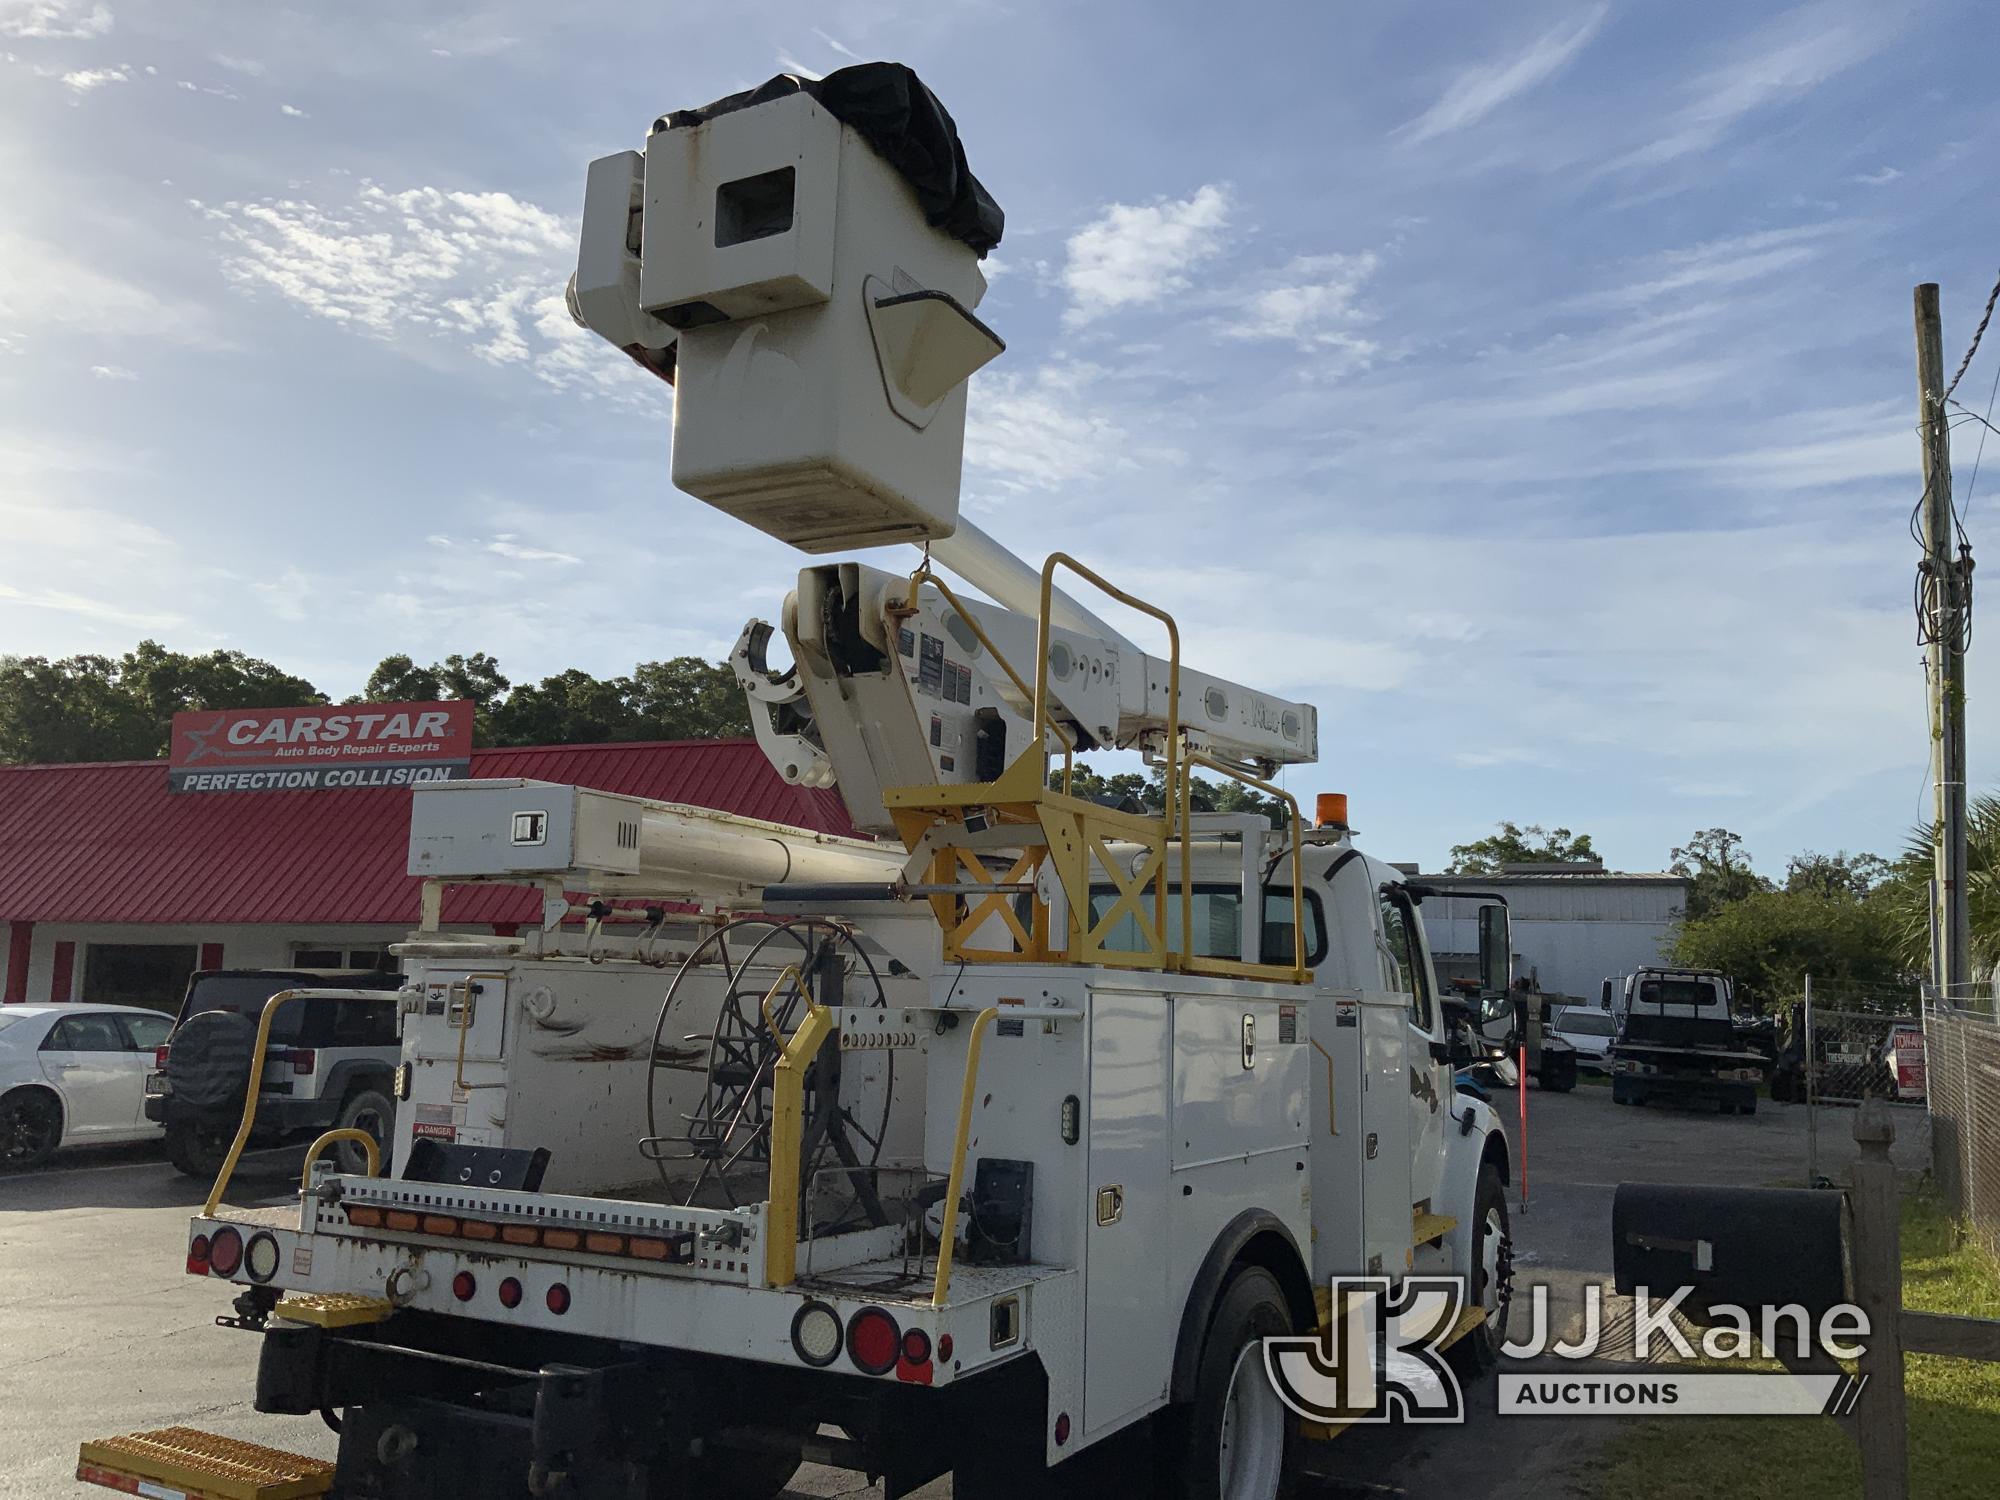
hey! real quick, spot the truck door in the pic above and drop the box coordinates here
[1380,893,1446,1226]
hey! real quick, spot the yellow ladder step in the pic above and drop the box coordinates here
[272,1291,395,1328]
[77,1428,333,1500]
[1412,1210,1456,1246]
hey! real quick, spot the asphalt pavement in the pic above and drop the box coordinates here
[0,1086,1931,1499]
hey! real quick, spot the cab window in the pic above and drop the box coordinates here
[1085,885,1326,966]
[1378,895,1432,1031]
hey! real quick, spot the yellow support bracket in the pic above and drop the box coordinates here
[763,1002,835,1289]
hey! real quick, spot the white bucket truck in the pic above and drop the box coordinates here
[78,63,1516,1500]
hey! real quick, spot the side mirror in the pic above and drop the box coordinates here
[1477,903,1511,996]
[1600,977,1614,1011]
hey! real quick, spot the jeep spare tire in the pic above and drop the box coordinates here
[165,1011,260,1111]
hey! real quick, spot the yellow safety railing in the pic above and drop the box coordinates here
[763,996,834,1289]
[932,1007,1001,1306]
[301,1129,381,1188]
[881,552,1309,984]
[203,988,401,1218]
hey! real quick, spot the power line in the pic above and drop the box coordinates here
[1943,267,2000,405]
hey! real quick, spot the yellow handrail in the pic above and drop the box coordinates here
[757,965,805,1045]
[896,565,1077,788]
[931,1006,1001,1307]
[1032,553,1179,815]
[1180,750,1309,983]
[301,1128,381,1189]
[763,1002,834,1288]
[202,987,400,1218]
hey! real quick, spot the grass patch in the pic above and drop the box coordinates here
[1585,1187,2000,1500]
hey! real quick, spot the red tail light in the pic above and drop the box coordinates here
[846,1307,900,1375]
[154,1046,171,1069]
[498,1277,523,1309]
[289,1048,316,1075]
[452,1272,477,1302]
[901,1328,931,1364]
[185,1233,211,1276]
[546,1283,571,1316]
[208,1227,244,1278]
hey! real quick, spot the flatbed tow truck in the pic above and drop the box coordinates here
[1609,967,1764,1114]
[77,61,1517,1500]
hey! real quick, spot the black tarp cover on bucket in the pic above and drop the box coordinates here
[658,62,1004,257]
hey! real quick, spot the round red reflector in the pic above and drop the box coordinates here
[452,1272,477,1302]
[208,1227,244,1277]
[185,1233,211,1275]
[900,1328,931,1365]
[1054,1413,1071,1446]
[846,1307,900,1375]
[546,1283,571,1316]
[498,1277,523,1309]
[937,1333,954,1364]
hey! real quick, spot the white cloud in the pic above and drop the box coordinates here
[1851,166,1900,186]
[963,363,1145,494]
[1061,183,1232,327]
[1396,5,1608,145]
[0,228,222,348]
[1577,224,1838,309]
[1609,2,1891,172]
[0,0,111,40]
[88,363,137,379]
[59,62,126,91]
[211,53,263,76]
[810,27,862,63]
[1221,251,1380,363]
[280,103,305,117]
[775,54,822,80]
[204,181,648,400]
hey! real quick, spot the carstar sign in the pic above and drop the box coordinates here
[168,701,475,793]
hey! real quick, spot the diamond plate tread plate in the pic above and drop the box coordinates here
[272,1290,394,1328]
[77,1428,333,1500]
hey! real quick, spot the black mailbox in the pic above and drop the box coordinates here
[1612,1183,1847,1319]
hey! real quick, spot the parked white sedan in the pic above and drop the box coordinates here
[0,1004,173,1168]
[1547,1005,1618,1073]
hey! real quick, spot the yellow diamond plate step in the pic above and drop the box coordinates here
[1412,1210,1456,1246]
[77,1428,332,1500]
[273,1290,394,1328]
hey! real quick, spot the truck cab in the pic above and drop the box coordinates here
[1609,967,1764,1114]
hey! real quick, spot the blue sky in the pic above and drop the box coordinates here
[3,0,1998,875]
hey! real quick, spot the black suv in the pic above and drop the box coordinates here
[145,968,403,1179]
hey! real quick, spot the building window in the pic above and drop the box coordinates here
[82,944,198,1014]
[291,945,393,971]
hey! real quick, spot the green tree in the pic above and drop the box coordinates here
[488,668,639,747]
[1879,794,2000,977]
[1448,821,1598,874]
[1784,850,1891,900]
[0,643,322,763]
[1670,827,1771,921]
[1671,887,1911,1013]
[625,657,752,740]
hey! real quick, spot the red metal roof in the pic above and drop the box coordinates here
[0,740,858,927]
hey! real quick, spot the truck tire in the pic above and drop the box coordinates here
[1538,1058,1576,1094]
[1448,1165,1510,1376]
[333,1087,394,1175]
[166,1118,233,1179]
[1,1087,64,1169]
[1159,1264,1295,1500]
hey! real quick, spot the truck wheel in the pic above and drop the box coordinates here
[166,1118,232,1179]
[1161,1265,1295,1500]
[1449,1165,1510,1376]
[333,1088,393,1175]
[1,1088,64,1169]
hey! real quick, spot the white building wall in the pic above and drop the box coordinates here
[1419,878,1686,1003]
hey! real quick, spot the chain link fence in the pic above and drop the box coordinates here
[1765,981,1924,1187]
[1925,983,2000,1261]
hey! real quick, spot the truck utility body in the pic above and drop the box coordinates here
[1609,968,1764,1113]
[83,60,1516,1500]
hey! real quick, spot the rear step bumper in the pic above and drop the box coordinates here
[77,1428,333,1500]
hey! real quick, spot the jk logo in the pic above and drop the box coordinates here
[1262,1276,1467,1424]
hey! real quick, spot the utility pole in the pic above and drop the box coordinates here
[1915,283,1972,1000]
